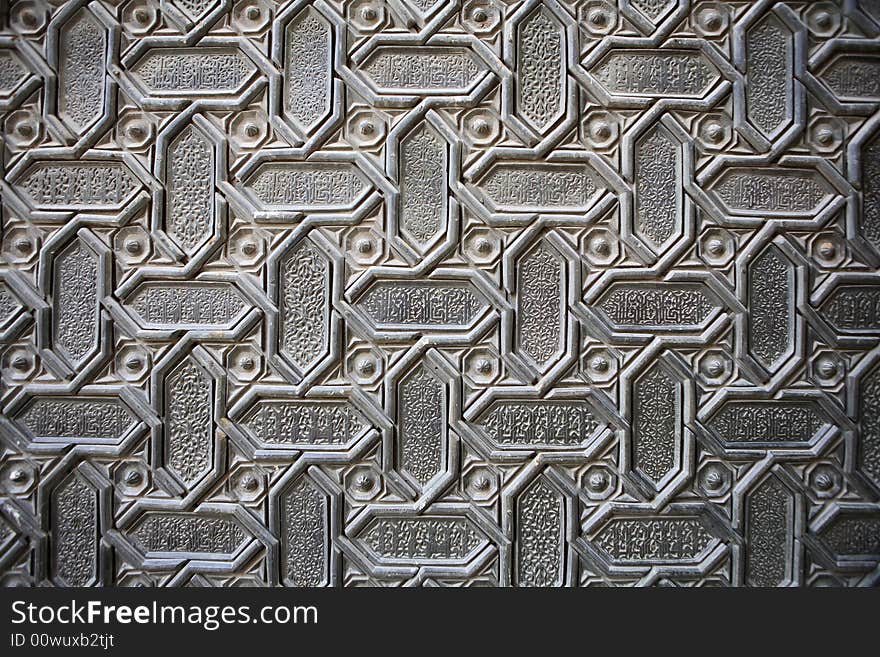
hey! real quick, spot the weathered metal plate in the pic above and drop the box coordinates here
[0,0,879,588]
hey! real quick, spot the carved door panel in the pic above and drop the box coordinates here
[0,0,878,587]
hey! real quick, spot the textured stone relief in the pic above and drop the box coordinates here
[0,0,879,589]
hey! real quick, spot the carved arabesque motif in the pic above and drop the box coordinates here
[0,0,878,589]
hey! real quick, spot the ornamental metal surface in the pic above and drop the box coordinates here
[1,0,880,588]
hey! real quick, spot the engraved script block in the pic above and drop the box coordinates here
[475,400,601,449]
[355,280,489,330]
[476,162,604,213]
[818,511,880,559]
[591,516,716,565]
[240,400,369,449]
[13,397,137,443]
[129,47,258,96]
[708,167,834,217]
[819,54,880,101]
[595,283,721,331]
[244,162,372,211]
[358,47,485,94]
[14,161,141,210]
[590,50,721,98]
[356,516,488,564]
[706,401,830,448]
[820,286,880,333]
[128,513,250,557]
[125,282,250,330]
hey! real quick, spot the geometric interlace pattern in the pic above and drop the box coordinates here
[1,0,879,587]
